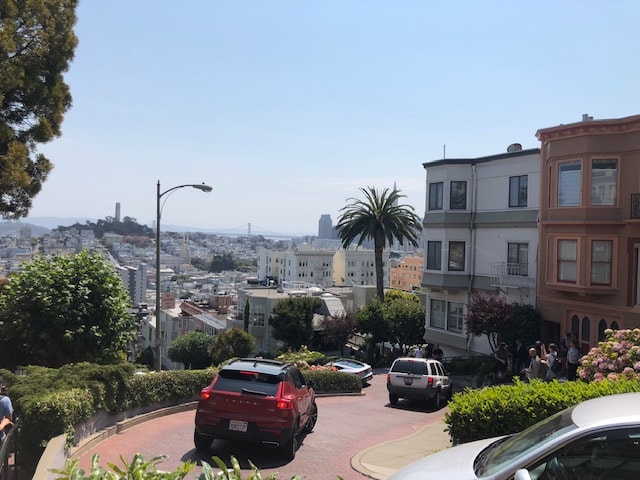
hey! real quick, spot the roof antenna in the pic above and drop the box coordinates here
[443,143,446,159]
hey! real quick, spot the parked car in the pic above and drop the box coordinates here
[194,358,318,460]
[389,391,640,480]
[325,358,374,385]
[386,357,452,408]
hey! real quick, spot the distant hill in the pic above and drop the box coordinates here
[0,221,51,237]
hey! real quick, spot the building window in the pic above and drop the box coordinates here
[447,302,464,333]
[590,240,612,285]
[450,181,467,210]
[448,241,465,272]
[581,316,590,342]
[507,243,528,276]
[428,182,443,210]
[558,161,581,206]
[426,241,442,270]
[509,175,528,207]
[430,299,445,329]
[558,239,577,283]
[591,159,617,206]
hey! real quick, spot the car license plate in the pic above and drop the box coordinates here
[229,420,248,432]
[404,377,413,385]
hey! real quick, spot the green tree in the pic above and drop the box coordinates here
[210,328,255,366]
[167,331,214,369]
[0,250,135,368]
[270,297,322,350]
[320,311,357,353]
[464,293,513,353]
[244,299,250,332]
[336,186,422,301]
[210,253,235,272]
[385,290,425,346]
[0,0,78,219]
[507,303,541,349]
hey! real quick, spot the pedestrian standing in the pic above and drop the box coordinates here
[566,338,580,381]
[523,347,541,381]
[0,384,14,443]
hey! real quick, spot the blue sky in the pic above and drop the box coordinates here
[28,1,640,236]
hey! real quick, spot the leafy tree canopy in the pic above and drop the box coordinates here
[355,298,390,344]
[465,293,514,352]
[0,250,135,368]
[384,290,425,345]
[270,297,322,351]
[210,328,255,366]
[336,186,422,301]
[0,0,78,219]
[320,310,357,350]
[210,253,236,273]
[167,331,213,369]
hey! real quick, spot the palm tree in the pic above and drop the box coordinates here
[336,186,422,301]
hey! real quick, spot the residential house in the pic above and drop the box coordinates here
[535,113,640,353]
[422,146,540,356]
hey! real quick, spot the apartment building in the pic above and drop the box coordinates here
[422,147,540,356]
[333,248,389,288]
[535,114,640,353]
[257,245,389,289]
[116,263,148,307]
[390,255,424,291]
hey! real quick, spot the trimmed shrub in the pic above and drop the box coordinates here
[445,378,640,444]
[303,369,362,393]
[276,346,326,366]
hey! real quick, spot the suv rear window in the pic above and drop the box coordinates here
[213,369,282,395]
[391,360,429,375]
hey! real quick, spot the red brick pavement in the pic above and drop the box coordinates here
[77,375,447,479]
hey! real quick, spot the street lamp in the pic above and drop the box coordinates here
[155,180,212,371]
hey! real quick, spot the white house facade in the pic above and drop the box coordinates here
[422,147,540,357]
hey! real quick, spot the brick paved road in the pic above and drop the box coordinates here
[77,372,447,479]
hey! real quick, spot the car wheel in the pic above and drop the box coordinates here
[433,390,442,409]
[303,402,318,433]
[193,430,213,452]
[447,385,453,402]
[281,431,298,460]
[389,393,398,405]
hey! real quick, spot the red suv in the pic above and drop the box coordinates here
[194,358,318,459]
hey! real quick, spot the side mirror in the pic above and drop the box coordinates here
[306,380,315,390]
[514,469,532,480]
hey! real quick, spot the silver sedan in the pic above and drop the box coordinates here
[390,391,640,480]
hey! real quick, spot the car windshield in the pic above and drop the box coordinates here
[475,405,578,476]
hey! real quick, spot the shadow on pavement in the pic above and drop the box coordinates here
[180,432,311,469]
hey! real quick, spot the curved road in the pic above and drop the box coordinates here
[77,372,447,479]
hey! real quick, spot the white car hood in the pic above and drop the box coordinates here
[388,436,501,480]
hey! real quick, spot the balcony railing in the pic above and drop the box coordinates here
[631,194,640,219]
[491,262,533,289]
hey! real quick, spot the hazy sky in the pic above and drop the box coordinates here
[28,1,640,236]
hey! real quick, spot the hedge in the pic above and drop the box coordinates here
[445,378,640,444]
[7,362,361,477]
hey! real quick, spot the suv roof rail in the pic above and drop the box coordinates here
[234,357,288,367]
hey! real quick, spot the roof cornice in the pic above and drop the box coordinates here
[536,114,640,142]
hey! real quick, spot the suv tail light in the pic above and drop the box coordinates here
[276,398,293,410]
[427,377,434,388]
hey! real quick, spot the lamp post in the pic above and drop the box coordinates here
[155,180,212,371]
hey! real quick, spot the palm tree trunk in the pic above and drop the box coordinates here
[374,232,385,301]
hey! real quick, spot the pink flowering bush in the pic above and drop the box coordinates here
[579,329,640,381]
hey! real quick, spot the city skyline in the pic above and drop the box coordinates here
[25,1,640,235]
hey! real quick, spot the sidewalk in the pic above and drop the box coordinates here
[350,374,474,479]
[351,415,452,479]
